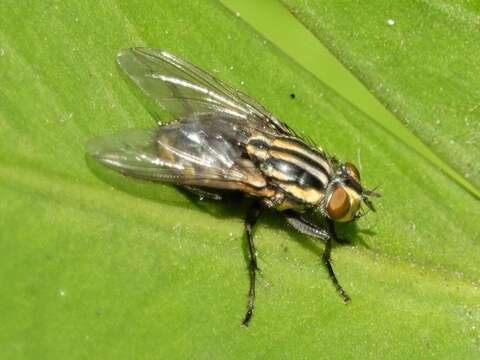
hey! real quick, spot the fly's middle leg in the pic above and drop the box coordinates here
[242,201,262,326]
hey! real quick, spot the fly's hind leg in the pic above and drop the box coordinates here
[242,201,262,326]
[284,211,350,303]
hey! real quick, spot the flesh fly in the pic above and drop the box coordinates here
[87,48,380,326]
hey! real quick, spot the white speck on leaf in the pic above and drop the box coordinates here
[59,113,73,123]
[387,19,396,26]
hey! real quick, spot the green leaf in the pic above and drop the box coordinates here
[282,0,480,188]
[0,1,479,359]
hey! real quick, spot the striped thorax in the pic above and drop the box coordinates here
[246,133,367,222]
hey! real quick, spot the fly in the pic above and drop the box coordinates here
[87,48,380,326]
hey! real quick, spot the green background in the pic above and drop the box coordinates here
[1,0,479,359]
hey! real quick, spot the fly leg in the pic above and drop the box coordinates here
[242,201,262,326]
[284,211,330,241]
[324,220,350,303]
[284,211,350,303]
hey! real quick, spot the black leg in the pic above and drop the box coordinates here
[284,211,350,304]
[284,210,330,241]
[242,201,262,326]
[324,220,350,303]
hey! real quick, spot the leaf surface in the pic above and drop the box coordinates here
[0,1,479,358]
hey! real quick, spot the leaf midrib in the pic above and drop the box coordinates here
[220,0,480,199]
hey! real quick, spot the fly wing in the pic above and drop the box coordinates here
[86,116,268,192]
[117,48,293,136]
[87,127,188,182]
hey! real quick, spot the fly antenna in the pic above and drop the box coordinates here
[364,185,382,198]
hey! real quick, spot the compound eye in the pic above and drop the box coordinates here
[327,186,351,220]
[345,162,360,182]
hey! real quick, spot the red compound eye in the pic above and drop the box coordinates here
[345,162,360,182]
[327,186,351,220]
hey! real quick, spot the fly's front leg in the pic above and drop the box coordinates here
[284,211,330,241]
[324,220,350,303]
[242,201,262,326]
[284,211,350,304]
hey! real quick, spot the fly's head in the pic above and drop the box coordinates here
[321,162,380,222]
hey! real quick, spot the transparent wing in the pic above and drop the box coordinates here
[86,116,267,190]
[117,48,293,136]
[87,127,188,182]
